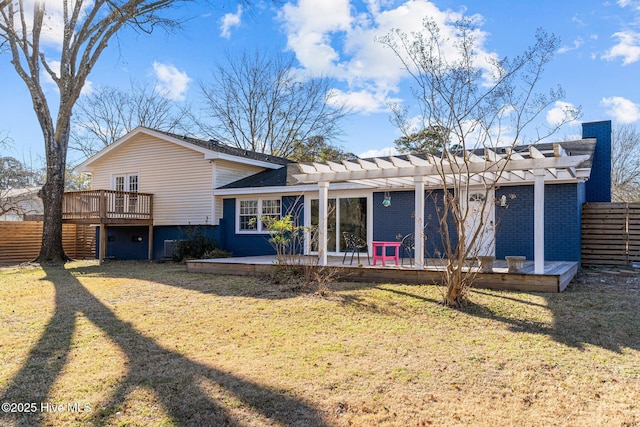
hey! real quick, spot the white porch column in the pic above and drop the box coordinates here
[414,176,425,269]
[318,181,329,266]
[533,171,545,274]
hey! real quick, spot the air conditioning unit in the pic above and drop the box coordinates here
[163,240,179,259]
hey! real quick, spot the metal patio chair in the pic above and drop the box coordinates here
[342,232,370,265]
[400,233,415,266]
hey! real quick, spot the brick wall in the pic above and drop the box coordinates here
[373,189,455,258]
[582,120,612,203]
[373,183,584,263]
[496,183,582,262]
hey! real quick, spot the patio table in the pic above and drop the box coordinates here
[372,241,401,266]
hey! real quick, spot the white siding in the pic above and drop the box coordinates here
[212,160,264,224]
[89,134,217,226]
[215,160,264,187]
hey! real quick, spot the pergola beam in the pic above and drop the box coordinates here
[293,155,589,184]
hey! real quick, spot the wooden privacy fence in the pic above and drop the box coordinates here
[582,203,640,267]
[0,221,95,264]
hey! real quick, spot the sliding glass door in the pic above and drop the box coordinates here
[310,197,367,253]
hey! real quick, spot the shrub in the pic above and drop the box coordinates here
[172,226,230,261]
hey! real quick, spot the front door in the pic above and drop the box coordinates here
[462,189,495,257]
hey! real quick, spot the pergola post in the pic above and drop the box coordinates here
[414,176,425,269]
[318,181,329,266]
[533,171,545,274]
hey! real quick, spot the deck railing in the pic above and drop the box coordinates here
[62,190,153,223]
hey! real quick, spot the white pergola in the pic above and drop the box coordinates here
[292,143,591,274]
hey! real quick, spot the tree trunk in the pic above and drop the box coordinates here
[35,130,70,264]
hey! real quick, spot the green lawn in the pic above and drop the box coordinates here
[0,261,638,426]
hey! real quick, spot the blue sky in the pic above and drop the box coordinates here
[1,0,639,165]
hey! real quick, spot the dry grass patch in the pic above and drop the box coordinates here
[0,261,639,426]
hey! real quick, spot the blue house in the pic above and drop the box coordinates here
[71,121,611,268]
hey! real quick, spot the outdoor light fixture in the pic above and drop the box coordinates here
[382,191,391,207]
[500,194,508,208]
[382,179,391,207]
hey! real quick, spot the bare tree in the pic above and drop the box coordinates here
[612,123,640,202]
[71,80,196,159]
[379,19,579,306]
[200,49,350,158]
[0,0,190,263]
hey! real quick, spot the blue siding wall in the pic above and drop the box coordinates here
[96,226,150,260]
[582,120,612,202]
[221,196,304,257]
[153,225,221,259]
[496,183,582,261]
[222,198,274,256]
[95,225,221,260]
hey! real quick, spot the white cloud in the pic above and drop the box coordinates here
[152,62,191,101]
[80,80,95,96]
[14,1,92,49]
[359,146,400,158]
[617,0,640,10]
[558,38,584,54]
[602,30,640,65]
[278,0,495,115]
[220,5,243,39]
[546,101,580,126]
[41,60,60,88]
[328,88,398,114]
[601,96,640,123]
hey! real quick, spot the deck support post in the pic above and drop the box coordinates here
[414,176,425,269]
[148,225,153,260]
[318,181,329,266]
[533,171,545,274]
[99,224,107,265]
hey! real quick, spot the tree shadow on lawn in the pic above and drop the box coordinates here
[0,265,326,427]
[66,261,327,300]
[91,261,638,355]
[376,282,640,355]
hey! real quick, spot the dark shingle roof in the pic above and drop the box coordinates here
[152,128,292,166]
[219,164,298,189]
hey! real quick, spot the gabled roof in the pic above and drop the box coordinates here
[151,129,291,166]
[219,165,292,189]
[76,127,291,172]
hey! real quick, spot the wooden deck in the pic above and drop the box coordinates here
[187,256,579,293]
[62,190,153,225]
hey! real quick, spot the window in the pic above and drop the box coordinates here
[239,200,258,231]
[113,173,138,213]
[237,198,281,232]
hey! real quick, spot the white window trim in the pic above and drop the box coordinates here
[236,197,282,234]
[303,190,373,255]
[111,172,139,191]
